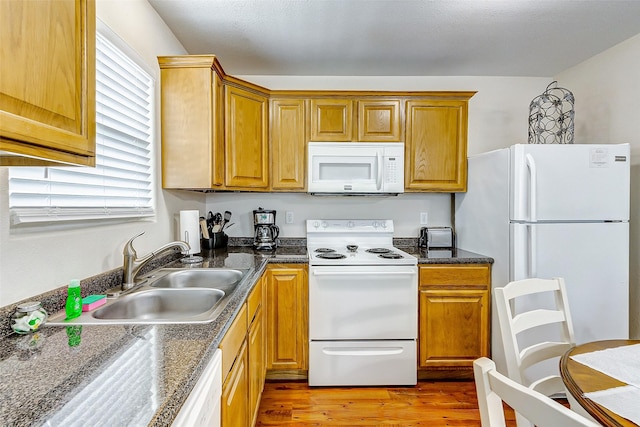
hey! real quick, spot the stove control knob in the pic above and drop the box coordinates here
[347,244,358,252]
[380,221,387,228]
[373,221,380,228]
[347,221,354,228]
[321,221,328,228]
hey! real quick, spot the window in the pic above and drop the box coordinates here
[8,30,154,225]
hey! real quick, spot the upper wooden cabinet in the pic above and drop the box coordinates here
[309,99,354,141]
[405,97,472,192]
[159,55,225,189]
[225,83,269,189]
[158,58,475,193]
[0,0,96,166]
[270,98,306,191]
[309,98,402,143]
[357,99,402,142]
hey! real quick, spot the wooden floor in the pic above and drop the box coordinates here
[255,380,517,426]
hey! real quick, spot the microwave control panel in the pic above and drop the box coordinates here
[382,144,404,191]
[385,156,399,183]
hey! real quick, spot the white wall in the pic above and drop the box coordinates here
[209,76,551,237]
[0,0,200,306]
[554,33,640,338]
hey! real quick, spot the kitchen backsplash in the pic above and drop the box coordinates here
[205,192,453,239]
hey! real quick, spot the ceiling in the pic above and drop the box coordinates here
[148,0,640,77]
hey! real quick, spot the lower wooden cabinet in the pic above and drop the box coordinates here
[221,340,249,426]
[418,264,491,379]
[265,264,308,379]
[220,276,266,427]
[247,279,266,426]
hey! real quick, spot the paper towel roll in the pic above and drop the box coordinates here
[179,210,200,255]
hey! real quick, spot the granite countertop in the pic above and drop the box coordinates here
[0,242,491,427]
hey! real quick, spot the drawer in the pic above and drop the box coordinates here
[219,304,247,380]
[419,264,490,287]
[247,276,263,324]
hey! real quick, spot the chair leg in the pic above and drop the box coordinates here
[515,411,535,427]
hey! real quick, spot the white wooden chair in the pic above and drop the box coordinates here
[494,277,578,427]
[473,357,600,427]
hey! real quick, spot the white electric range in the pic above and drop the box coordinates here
[306,219,418,386]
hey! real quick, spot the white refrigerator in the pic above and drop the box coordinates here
[455,143,630,376]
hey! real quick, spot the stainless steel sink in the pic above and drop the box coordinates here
[92,288,225,321]
[46,267,251,325]
[147,268,247,289]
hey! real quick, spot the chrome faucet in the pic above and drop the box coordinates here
[120,232,190,290]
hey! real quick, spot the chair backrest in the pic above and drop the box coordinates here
[473,357,599,427]
[494,277,576,396]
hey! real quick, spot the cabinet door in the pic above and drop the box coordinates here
[0,0,95,166]
[248,306,264,427]
[405,100,468,192]
[225,85,269,188]
[271,99,306,190]
[265,265,308,372]
[357,99,402,142]
[310,99,353,141]
[419,289,489,368]
[159,57,225,189]
[418,264,491,371]
[221,341,249,427]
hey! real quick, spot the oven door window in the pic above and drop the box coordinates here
[309,266,418,340]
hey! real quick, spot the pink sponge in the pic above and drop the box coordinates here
[82,295,106,312]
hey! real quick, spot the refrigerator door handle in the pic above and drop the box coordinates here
[526,153,537,222]
[528,224,537,277]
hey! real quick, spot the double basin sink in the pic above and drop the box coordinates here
[47,268,250,325]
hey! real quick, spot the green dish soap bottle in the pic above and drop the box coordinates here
[65,279,82,320]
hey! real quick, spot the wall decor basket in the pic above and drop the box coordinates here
[528,81,574,144]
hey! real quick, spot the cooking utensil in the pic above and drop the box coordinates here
[221,210,232,229]
[200,219,210,239]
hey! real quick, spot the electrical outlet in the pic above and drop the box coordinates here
[420,212,428,225]
[285,211,294,224]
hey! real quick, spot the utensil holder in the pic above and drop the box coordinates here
[201,232,228,249]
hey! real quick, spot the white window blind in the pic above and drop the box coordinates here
[8,31,154,225]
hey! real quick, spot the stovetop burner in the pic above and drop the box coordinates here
[378,252,403,259]
[366,248,392,254]
[317,252,347,259]
[315,248,336,253]
[306,219,417,266]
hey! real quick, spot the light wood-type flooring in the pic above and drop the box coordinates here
[255,380,518,426]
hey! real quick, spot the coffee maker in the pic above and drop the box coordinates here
[253,207,279,250]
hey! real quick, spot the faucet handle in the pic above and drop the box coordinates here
[124,232,145,256]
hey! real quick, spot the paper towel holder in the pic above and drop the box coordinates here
[179,210,204,264]
[180,229,203,264]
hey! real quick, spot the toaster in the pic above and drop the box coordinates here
[419,227,456,249]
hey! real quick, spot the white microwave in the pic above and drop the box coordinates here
[307,142,405,195]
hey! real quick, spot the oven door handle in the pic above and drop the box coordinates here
[312,270,417,276]
[322,347,404,356]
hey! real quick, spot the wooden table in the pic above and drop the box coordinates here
[560,339,640,427]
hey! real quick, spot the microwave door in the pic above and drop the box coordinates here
[312,155,379,192]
